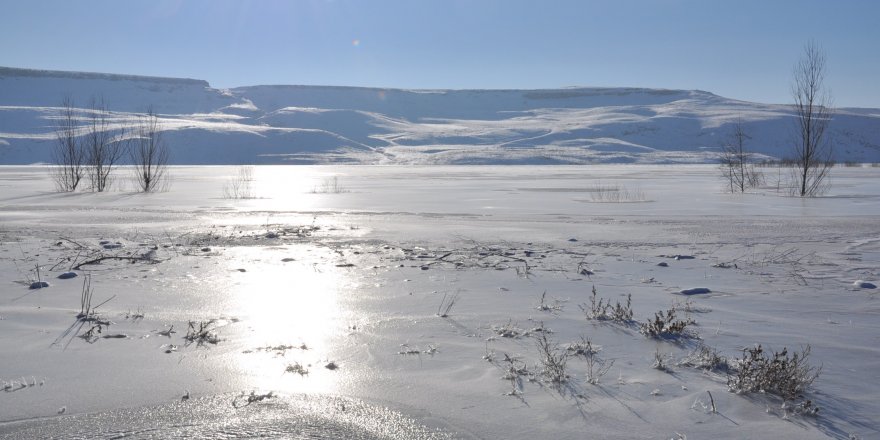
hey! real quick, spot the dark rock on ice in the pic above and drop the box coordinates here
[679,287,711,295]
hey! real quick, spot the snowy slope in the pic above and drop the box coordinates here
[1,66,879,164]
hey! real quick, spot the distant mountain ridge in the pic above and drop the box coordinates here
[1,66,878,164]
[0,66,208,86]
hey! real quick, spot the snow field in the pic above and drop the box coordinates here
[0,165,878,439]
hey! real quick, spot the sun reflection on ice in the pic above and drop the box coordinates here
[229,244,352,395]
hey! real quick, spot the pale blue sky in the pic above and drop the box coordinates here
[2,0,878,107]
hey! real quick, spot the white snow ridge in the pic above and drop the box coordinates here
[2,66,879,165]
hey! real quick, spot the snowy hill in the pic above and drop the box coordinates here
[1,66,878,164]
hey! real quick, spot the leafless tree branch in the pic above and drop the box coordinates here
[131,107,170,192]
[50,96,86,192]
[790,40,834,197]
[84,97,126,192]
[720,119,762,193]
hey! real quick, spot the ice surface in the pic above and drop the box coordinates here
[0,165,878,439]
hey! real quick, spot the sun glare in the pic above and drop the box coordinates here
[229,245,350,394]
[248,166,318,209]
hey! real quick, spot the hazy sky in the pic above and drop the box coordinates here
[2,0,878,107]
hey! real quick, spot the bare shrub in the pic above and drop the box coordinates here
[640,305,696,339]
[75,274,114,322]
[313,176,347,194]
[652,347,673,371]
[50,97,85,192]
[727,345,820,402]
[580,285,633,323]
[491,319,527,339]
[535,330,570,384]
[499,353,530,397]
[719,120,764,193]
[84,97,126,192]
[184,320,221,346]
[568,337,614,384]
[536,290,564,313]
[587,182,647,203]
[285,362,309,377]
[679,344,730,373]
[223,166,255,199]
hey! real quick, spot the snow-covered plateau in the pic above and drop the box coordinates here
[1,165,878,439]
[2,66,879,165]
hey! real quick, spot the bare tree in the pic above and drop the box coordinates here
[83,97,126,192]
[50,97,85,191]
[720,120,762,192]
[130,108,170,192]
[790,41,834,197]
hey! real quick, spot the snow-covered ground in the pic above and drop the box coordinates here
[1,165,878,439]
[2,67,880,165]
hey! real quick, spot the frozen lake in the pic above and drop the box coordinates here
[1,165,878,439]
